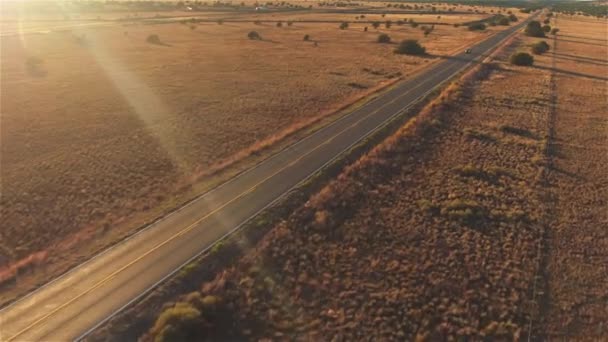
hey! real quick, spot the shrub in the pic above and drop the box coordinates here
[525,21,545,37]
[153,302,203,342]
[303,34,310,41]
[551,28,559,35]
[248,31,262,40]
[395,39,426,55]
[410,21,419,28]
[372,21,380,29]
[497,17,510,25]
[543,18,550,24]
[25,56,43,70]
[254,20,261,25]
[500,125,534,137]
[510,52,534,66]
[276,21,283,27]
[75,34,87,46]
[509,14,518,21]
[453,23,460,27]
[364,26,368,31]
[339,21,349,29]
[542,24,551,32]
[531,40,550,54]
[287,20,293,26]
[146,34,161,44]
[377,33,391,43]
[441,199,486,224]
[385,20,392,29]
[217,19,224,25]
[468,22,486,31]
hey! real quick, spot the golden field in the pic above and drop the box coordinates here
[541,14,608,338]
[141,13,607,340]
[0,4,516,302]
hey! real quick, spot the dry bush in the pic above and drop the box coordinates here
[146,34,161,44]
[509,52,534,66]
[377,33,391,44]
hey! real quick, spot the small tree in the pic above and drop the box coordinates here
[377,33,391,43]
[303,34,310,41]
[498,17,510,25]
[276,21,283,27]
[339,21,349,30]
[510,52,534,66]
[543,18,550,24]
[509,14,518,22]
[468,22,486,31]
[525,21,545,37]
[364,26,368,32]
[542,24,551,32]
[385,20,392,29]
[372,21,380,29]
[248,31,262,40]
[410,21,419,28]
[395,39,426,55]
[531,40,550,54]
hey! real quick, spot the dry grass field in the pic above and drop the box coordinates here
[0,4,514,302]
[142,13,608,340]
[142,32,560,340]
[542,14,608,338]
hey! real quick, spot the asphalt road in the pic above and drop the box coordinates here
[0,16,534,342]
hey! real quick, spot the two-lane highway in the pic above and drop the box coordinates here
[0,15,535,341]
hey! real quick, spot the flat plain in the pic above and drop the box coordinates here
[139,12,607,341]
[0,2,526,304]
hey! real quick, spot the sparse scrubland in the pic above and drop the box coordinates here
[139,12,607,341]
[542,14,607,338]
[0,2,521,304]
[142,31,558,340]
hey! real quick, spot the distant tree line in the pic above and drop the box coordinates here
[550,2,607,18]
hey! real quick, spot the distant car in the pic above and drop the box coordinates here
[465,49,472,54]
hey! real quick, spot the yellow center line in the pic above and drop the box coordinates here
[7,59,456,341]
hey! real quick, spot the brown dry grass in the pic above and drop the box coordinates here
[144,32,562,340]
[541,14,608,338]
[0,9,508,301]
